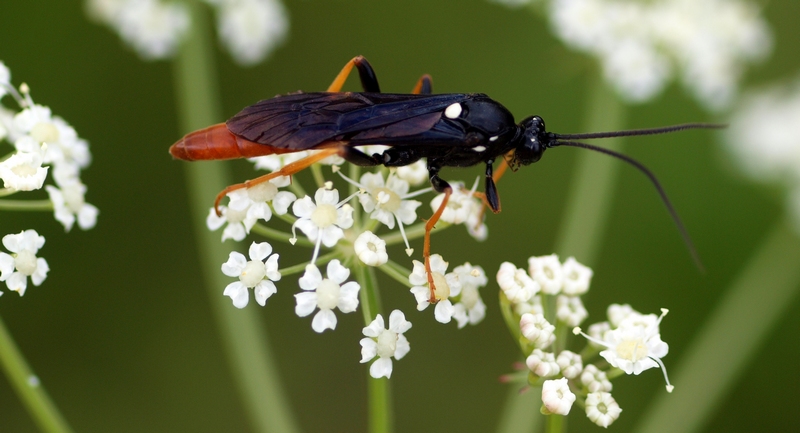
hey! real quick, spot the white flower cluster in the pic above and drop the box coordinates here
[498,255,670,428]
[86,0,288,65]
[723,76,800,234]
[214,152,492,379]
[494,0,773,110]
[0,62,98,298]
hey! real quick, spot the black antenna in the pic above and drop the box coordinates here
[554,123,726,141]
[550,140,705,272]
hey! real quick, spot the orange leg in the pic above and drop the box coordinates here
[411,74,433,95]
[423,187,452,303]
[215,147,340,215]
[327,56,380,93]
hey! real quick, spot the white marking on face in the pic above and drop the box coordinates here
[444,103,462,119]
[489,136,498,141]
[473,146,486,152]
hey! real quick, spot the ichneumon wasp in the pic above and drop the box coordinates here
[170,56,724,302]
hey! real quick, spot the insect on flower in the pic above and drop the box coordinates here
[170,56,723,302]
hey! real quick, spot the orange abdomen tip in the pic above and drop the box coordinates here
[170,123,284,161]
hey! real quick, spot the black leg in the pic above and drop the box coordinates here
[340,146,382,167]
[412,74,433,95]
[485,161,501,212]
[327,55,381,93]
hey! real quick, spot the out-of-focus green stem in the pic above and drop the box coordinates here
[496,76,624,433]
[553,77,625,264]
[0,315,73,433]
[633,220,800,433]
[172,2,299,433]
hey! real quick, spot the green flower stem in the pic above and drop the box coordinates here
[354,263,392,433]
[0,188,20,197]
[172,2,299,433]
[380,220,449,245]
[633,219,800,433]
[0,199,53,211]
[250,222,313,247]
[279,252,340,277]
[310,163,325,188]
[0,315,73,433]
[378,260,413,288]
[545,414,565,433]
[497,75,624,433]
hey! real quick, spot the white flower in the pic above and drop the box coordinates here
[429,181,482,225]
[14,107,91,170]
[585,392,622,428]
[250,150,343,172]
[357,172,423,230]
[561,256,593,295]
[394,160,428,186]
[209,178,296,241]
[528,254,563,294]
[249,151,307,172]
[607,303,637,327]
[541,377,576,416]
[45,181,99,231]
[354,231,388,266]
[295,260,360,333]
[526,349,560,377]
[408,255,461,323]
[0,230,49,296]
[556,295,588,327]
[207,206,247,241]
[580,364,613,393]
[450,263,487,328]
[514,295,544,317]
[360,310,412,379]
[0,151,48,191]
[497,262,539,304]
[214,0,288,66]
[337,170,426,253]
[221,241,280,308]
[291,186,354,262]
[578,308,673,391]
[520,313,555,349]
[93,0,190,60]
[556,350,583,379]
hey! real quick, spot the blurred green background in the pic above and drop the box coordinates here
[1,1,799,432]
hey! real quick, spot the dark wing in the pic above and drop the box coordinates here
[226,92,474,150]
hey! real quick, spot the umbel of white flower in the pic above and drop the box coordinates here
[494,0,773,109]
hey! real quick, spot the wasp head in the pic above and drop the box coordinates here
[507,116,552,170]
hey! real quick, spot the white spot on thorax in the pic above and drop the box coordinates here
[473,146,486,152]
[444,103,462,119]
[489,136,498,141]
